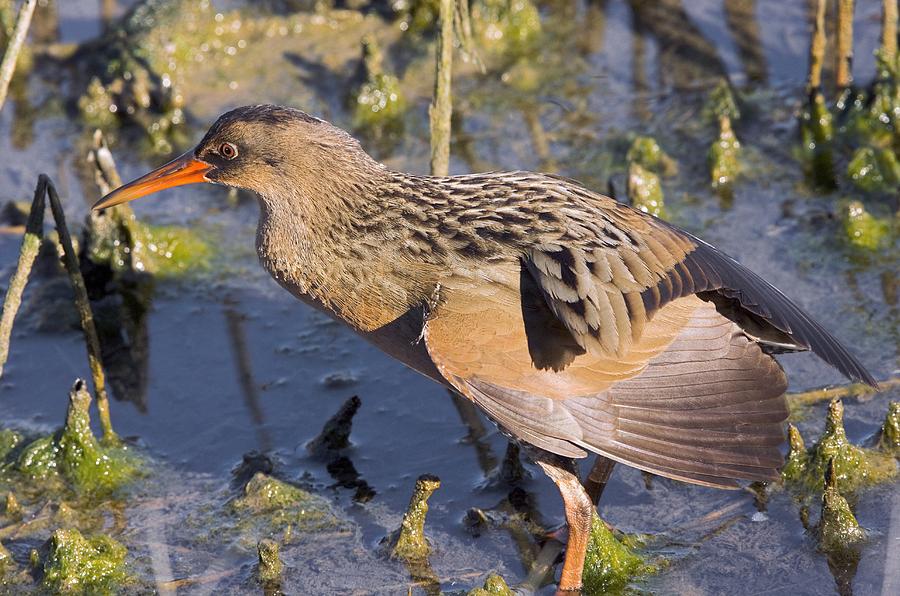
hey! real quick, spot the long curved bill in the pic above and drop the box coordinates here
[92,152,213,210]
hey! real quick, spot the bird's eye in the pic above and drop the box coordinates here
[219,142,238,160]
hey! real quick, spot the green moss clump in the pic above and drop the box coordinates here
[474,0,542,59]
[392,0,440,35]
[877,402,900,455]
[229,472,337,532]
[626,163,664,218]
[134,224,211,276]
[14,380,139,496]
[77,78,118,131]
[0,429,22,460]
[841,50,900,149]
[799,91,836,189]
[41,529,130,595]
[582,513,650,594]
[709,116,741,189]
[841,200,890,250]
[626,137,678,177]
[3,491,22,520]
[351,37,406,131]
[86,207,210,278]
[625,137,677,218]
[467,572,513,595]
[817,462,866,554]
[0,540,11,573]
[704,79,741,123]
[391,474,441,561]
[847,147,900,193]
[781,424,808,483]
[256,538,282,584]
[783,400,897,493]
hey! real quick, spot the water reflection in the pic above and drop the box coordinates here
[723,0,767,86]
[628,0,727,91]
[224,302,274,453]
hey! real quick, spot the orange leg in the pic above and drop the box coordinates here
[535,454,594,593]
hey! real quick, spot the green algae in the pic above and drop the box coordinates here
[626,162,664,217]
[392,0,440,35]
[40,528,131,595]
[704,79,741,123]
[798,91,836,189]
[85,206,211,278]
[467,572,513,595]
[390,474,441,561]
[625,136,676,218]
[3,491,21,520]
[13,380,139,496]
[0,539,10,570]
[782,424,808,481]
[782,400,897,493]
[257,538,283,584]
[841,50,900,150]
[229,472,338,533]
[817,461,866,555]
[877,402,900,455]
[846,147,900,193]
[626,136,678,177]
[841,200,891,251]
[709,114,741,190]
[473,0,542,60]
[0,429,21,460]
[582,513,651,595]
[351,36,406,133]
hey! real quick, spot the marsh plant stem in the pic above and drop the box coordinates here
[883,0,898,60]
[0,175,117,442]
[45,177,117,443]
[0,178,44,377]
[429,0,454,176]
[0,0,37,112]
[835,0,855,92]
[808,0,827,90]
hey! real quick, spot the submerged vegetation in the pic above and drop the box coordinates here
[38,528,131,594]
[12,380,140,496]
[782,400,897,493]
[582,514,653,594]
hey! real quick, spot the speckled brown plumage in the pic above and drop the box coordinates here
[96,105,876,592]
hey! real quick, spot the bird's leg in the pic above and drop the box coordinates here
[534,453,593,593]
[584,455,616,505]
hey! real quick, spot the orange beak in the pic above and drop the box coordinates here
[92,152,214,210]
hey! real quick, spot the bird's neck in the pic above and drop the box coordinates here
[254,168,438,331]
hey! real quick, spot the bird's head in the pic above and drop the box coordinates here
[93,104,380,211]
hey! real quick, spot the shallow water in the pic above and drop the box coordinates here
[0,0,898,594]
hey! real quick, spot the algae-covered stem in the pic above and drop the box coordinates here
[429,0,454,176]
[884,0,898,61]
[835,0,855,93]
[392,474,441,561]
[0,0,37,113]
[0,175,44,377]
[808,0,827,90]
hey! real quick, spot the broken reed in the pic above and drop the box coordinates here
[0,175,117,442]
[0,0,37,112]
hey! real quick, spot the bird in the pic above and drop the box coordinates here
[94,104,875,592]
